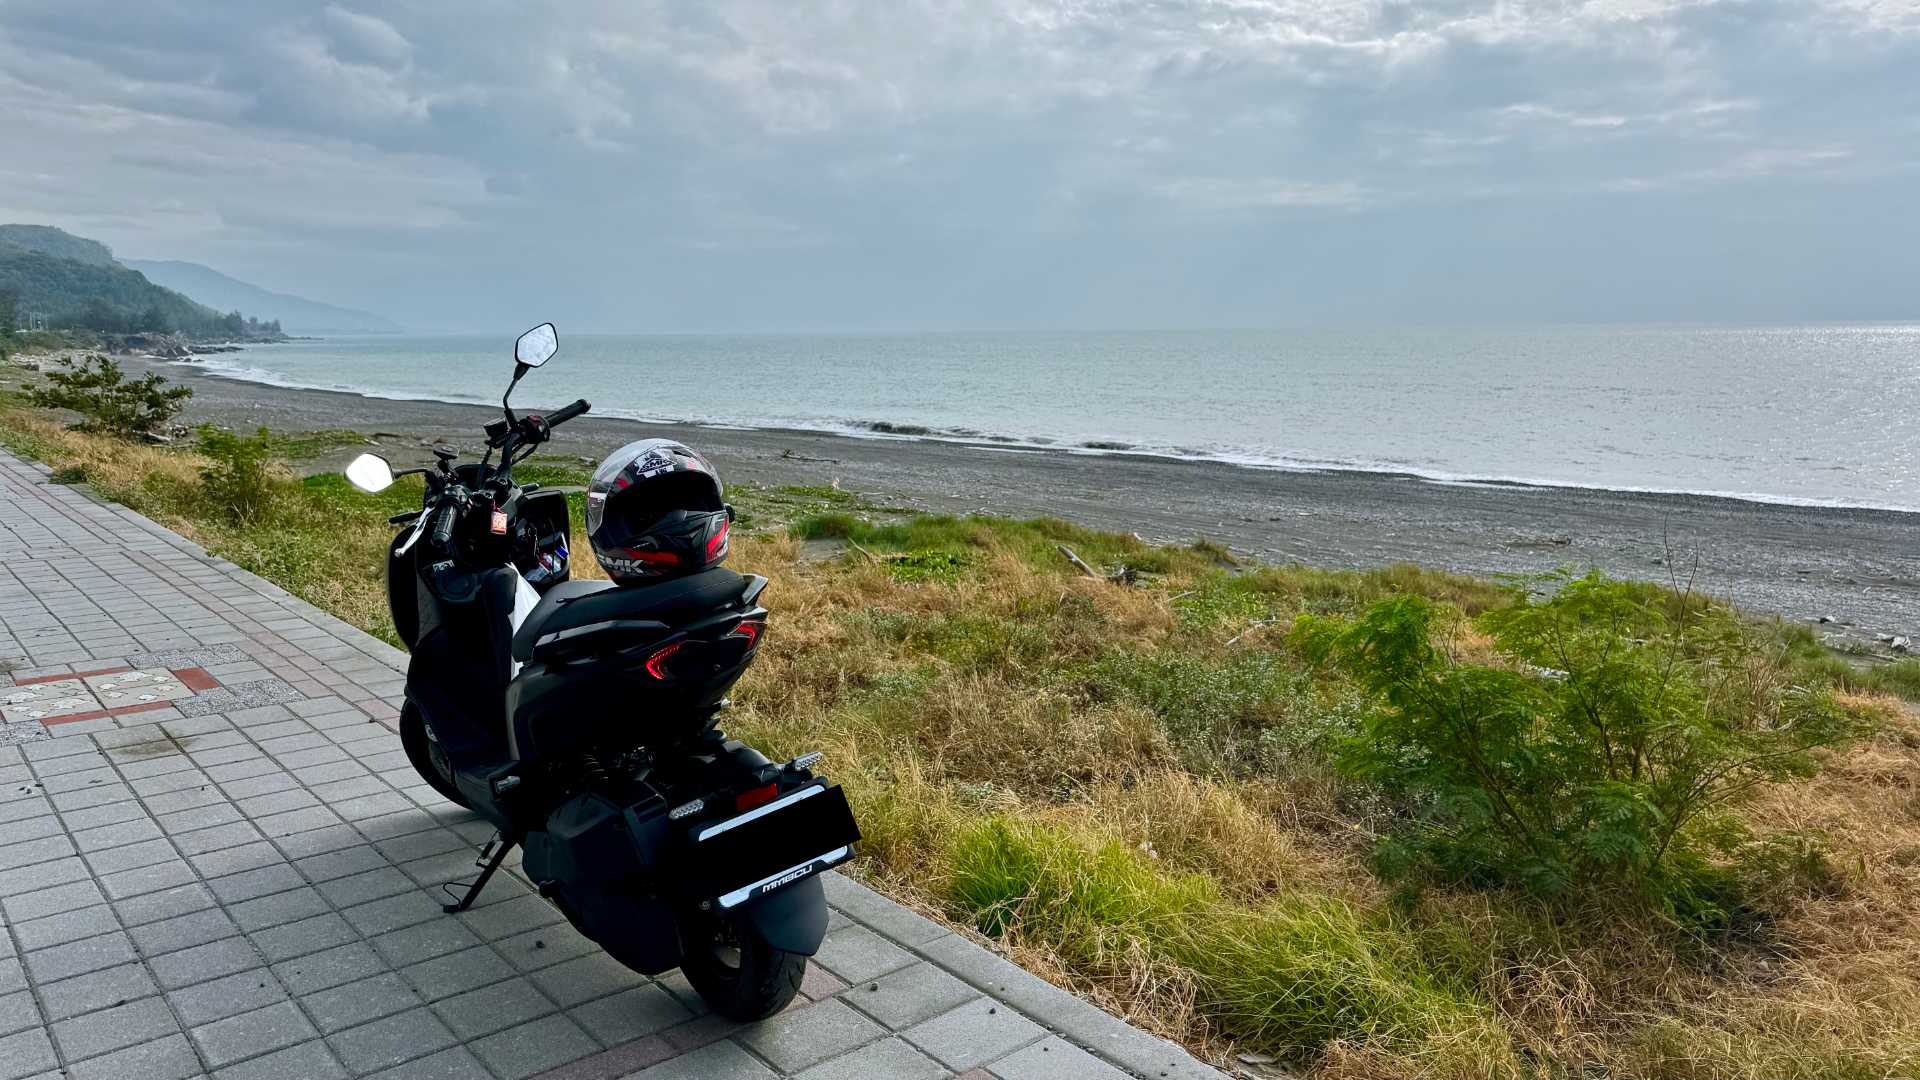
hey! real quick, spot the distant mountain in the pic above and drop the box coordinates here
[126,260,402,334]
[0,226,271,340]
[0,224,117,267]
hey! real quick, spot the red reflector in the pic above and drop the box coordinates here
[727,618,763,649]
[643,640,684,680]
[735,783,778,812]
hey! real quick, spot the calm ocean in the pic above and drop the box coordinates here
[181,325,1920,512]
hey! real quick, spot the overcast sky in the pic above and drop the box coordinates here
[1,1,1915,332]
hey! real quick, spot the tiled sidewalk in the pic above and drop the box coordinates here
[0,448,1225,1080]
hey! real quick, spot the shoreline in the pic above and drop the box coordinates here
[171,354,1920,516]
[28,350,1920,643]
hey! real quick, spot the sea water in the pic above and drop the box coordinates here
[180,324,1920,512]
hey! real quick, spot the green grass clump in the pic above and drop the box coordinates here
[946,816,1510,1067]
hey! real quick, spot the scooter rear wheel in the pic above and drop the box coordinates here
[680,912,806,1021]
[399,702,469,809]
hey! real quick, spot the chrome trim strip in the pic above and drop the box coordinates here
[694,784,823,842]
[715,846,851,909]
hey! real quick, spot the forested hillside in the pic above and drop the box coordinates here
[0,225,280,340]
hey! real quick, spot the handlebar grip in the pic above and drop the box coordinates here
[545,399,590,427]
[430,504,458,547]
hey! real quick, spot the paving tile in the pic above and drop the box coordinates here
[372,918,483,968]
[0,992,37,1039]
[844,961,982,1031]
[172,820,263,857]
[251,911,358,962]
[454,893,561,942]
[81,836,177,877]
[361,1045,492,1080]
[469,1012,599,1080]
[1,879,106,923]
[97,857,198,900]
[59,798,148,832]
[321,867,416,910]
[128,905,240,957]
[62,1032,201,1080]
[148,935,262,990]
[22,931,137,984]
[228,886,333,932]
[295,845,388,884]
[273,941,386,995]
[327,1006,458,1075]
[48,995,178,1062]
[796,1036,950,1080]
[570,983,693,1046]
[167,967,288,1027]
[987,1034,1130,1079]
[531,951,650,1008]
[0,856,89,899]
[207,862,305,904]
[190,999,318,1069]
[14,905,121,952]
[189,840,284,878]
[738,998,887,1074]
[496,921,598,972]
[301,972,424,1035]
[813,925,918,985]
[113,882,216,927]
[902,1000,1046,1072]
[212,1040,349,1080]
[399,944,515,1003]
[38,961,160,1022]
[631,1039,776,1080]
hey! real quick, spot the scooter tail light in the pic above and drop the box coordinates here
[643,640,685,680]
[726,617,765,650]
[735,783,779,812]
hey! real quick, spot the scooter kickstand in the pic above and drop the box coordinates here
[442,834,517,913]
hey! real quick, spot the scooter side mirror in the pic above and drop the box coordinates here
[515,323,558,368]
[345,453,396,493]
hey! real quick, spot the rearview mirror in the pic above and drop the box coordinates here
[515,323,558,368]
[345,453,396,493]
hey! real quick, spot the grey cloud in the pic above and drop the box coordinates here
[0,0,1914,330]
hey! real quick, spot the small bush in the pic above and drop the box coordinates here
[25,355,191,438]
[1294,571,1862,919]
[196,425,281,525]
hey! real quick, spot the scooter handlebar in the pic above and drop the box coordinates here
[545,399,590,428]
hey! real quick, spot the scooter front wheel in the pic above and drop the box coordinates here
[399,702,469,809]
[679,912,806,1021]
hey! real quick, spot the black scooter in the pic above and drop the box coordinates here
[344,323,860,1020]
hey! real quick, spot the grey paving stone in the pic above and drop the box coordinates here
[167,967,288,1027]
[570,983,693,1046]
[211,1040,349,1080]
[81,837,177,877]
[328,1007,458,1075]
[901,1000,1047,1072]
[62,1032,201,1080]
[0,834,76,874]
[1,878,106,923]
[495,921,598,972]
[250,911,358,962]
[273,822,365,859]
[988,1034,1131,1079]
[362,1045,493,1080]
[148,935,262,990]
[113,882,216,928]
[48,995,178,1062]
[0,993,36,1039]
[38,961,159,1022]
[428,976,556,1041]
[207,862,305,904]
[0,959,19,997]
[371,917,482,968]
[225,889,328,936]
[295,845,388,884]
[813,925,918,985]
[58,798,148,832]
[156,802,244,835]
[0,856,89,899]
[631,1039,777,1080]
[822,873,953,948]
[302,972,424,1035]
[273,941,387,995]
[530,951,650,1008]
[172,820,262,857]
[128,905,240,957]
[14,905,121,952]
[97,857,198,900]
[189,839,284,878]
[252,805,342,837]
[190,999,319,1069]
[454,893,561,942]
[322,867,417,910]
[469,1012,599,1080]
[22,931,137,984]
[845,961,982,1031]
[796,1036,950,1080]
[399,944,515,1003]
[739,998,887,1074]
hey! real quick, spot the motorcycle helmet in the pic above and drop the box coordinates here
[585,438,730,584]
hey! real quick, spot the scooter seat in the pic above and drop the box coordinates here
[513,568,748,662]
